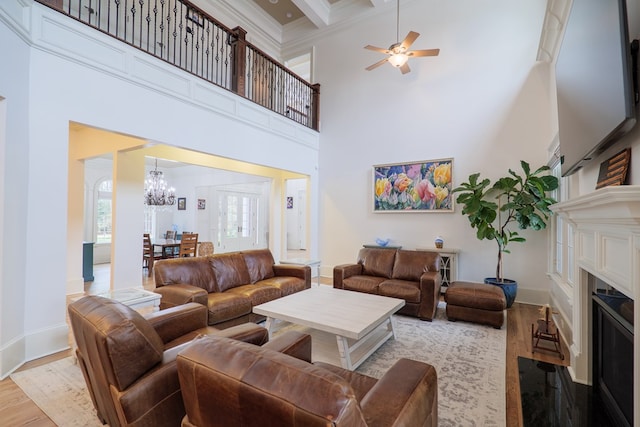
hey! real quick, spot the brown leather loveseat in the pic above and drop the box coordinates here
[334,247,442,320]
[176,333,438,426]
[154,248,311,328]
[68,295,310,427]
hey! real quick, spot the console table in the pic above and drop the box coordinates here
[280,258,321,287]
[362,244,402,249]
[416,247,459,293]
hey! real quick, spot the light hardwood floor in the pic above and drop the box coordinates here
[0,265,569,427]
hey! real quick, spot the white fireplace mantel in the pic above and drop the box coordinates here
[551,185,639,427]
[552,185,640,299]
[552,185,640,227]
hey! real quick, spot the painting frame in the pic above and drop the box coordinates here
[373,158,454,213]
[177,197,186,211]
[197,199,206,210]
[186,9,205,27]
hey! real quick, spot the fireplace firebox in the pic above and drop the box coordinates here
[592,289,634,427]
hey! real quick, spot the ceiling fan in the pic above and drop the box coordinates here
[364,0,439,74]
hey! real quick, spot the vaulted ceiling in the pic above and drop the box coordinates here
[195,0,399,47]
[250,0,371,28]
[196,0,563,65]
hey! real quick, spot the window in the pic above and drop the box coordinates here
[217,191,261,251]
[550,156,574,286]
[143,206,156,237]
[95,179,112,244]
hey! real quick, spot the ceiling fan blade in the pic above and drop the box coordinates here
[408,48,440,57]
[364,45,391,54]
[366,57,389,71]
[400,31,420,51]
[399,62,411,74]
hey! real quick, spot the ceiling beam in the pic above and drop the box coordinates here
[292,0,331,28]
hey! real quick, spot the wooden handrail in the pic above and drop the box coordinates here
[35,0,320,131]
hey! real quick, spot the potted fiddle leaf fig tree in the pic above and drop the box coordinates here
[452,161,559,307]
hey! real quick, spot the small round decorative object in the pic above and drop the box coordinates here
[375,238,390,247]
[434,236,444,249]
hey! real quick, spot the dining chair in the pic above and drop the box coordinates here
[163,230,179,257]
[143,234,161,277]
[179,233,198,257]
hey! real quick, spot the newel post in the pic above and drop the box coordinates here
[311,83,320,131]
[230,26,247,96]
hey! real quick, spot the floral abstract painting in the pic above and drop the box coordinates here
[373,159,453,212]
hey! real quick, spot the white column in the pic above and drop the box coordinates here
[111,151,145,290]
[66,155,85,295]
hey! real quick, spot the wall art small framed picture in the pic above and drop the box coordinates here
[286,196,293,209]
[198,199,206,210]
[186,9,204,27]
[595,148,630,189]
[373,158,454,213]
[177,198,186,210]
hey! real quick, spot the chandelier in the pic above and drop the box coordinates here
[144,159,176,206]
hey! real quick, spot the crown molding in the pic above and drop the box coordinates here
[293,0,331,28]
[282,0,402,55]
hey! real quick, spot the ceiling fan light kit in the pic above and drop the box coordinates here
[388,52,409,67]
[365,0,439,74]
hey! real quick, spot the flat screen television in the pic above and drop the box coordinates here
[556,0,638,176]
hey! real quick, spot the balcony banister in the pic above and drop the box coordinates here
[35,0,320,131]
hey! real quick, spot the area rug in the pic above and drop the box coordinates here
[357,304,506,427]
[271,300,506,427]
[10,357,103,427]
[11,302,505,427]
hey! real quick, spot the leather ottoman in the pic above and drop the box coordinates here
[444,281,506,329]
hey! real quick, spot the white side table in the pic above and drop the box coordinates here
[415,247,459,293]
[280,258,321,287]
[96,288,161,312]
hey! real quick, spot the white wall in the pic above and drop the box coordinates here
[170,166,269,239]
[307,0,553,300]
[0,4,31,376]
[286,178,307,250]
[0,2,319,377]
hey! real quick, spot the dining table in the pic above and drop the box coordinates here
[153,238,181,259]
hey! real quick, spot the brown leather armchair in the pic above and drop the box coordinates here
[177,334,438,427]
[68,295,303,427]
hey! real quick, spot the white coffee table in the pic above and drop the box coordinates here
[253,287,404,370]
[96,288,161,312]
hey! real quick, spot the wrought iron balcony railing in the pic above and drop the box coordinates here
[37,0,320,130]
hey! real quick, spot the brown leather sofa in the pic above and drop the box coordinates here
[68,295,307,427]
[154,248,311,328]
[177,333,438,427]
[333,247,442,320]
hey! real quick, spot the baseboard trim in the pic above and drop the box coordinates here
[25,322,70,362]
[515,287,550,306]
[0,335,25,379]
[0,322,70,379]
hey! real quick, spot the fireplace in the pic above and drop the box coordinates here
[551,186,640,427]
[592,278,634,426]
